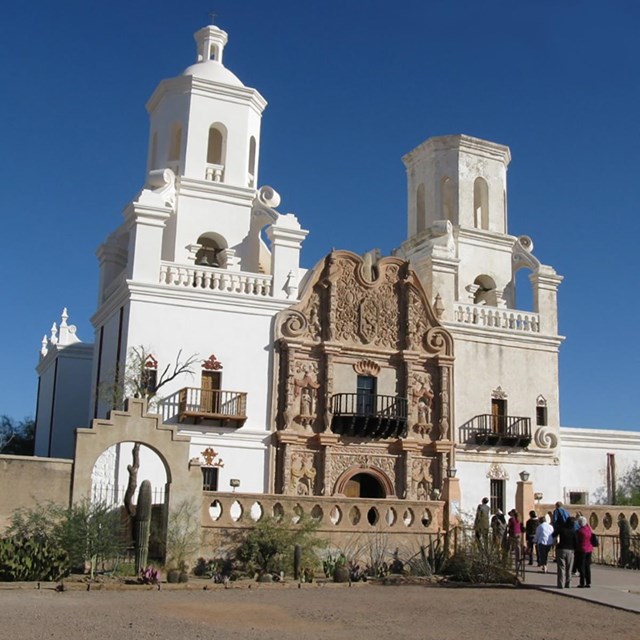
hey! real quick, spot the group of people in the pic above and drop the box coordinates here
[474,499,596,589]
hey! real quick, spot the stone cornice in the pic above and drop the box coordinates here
[125,281,295,314]
[176,177,256,205]
[36,342,94,375]
[455,227,516,251]
[403,134,511,168]
[559,427,640,447]
[146,75,267,116]
[443,322,565,350]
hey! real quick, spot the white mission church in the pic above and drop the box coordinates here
[32,21,639,519]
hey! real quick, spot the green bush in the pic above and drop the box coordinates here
[7,500,127,579]
[443,542,515,583]
[0,535,68,581]
[235,516,323,578]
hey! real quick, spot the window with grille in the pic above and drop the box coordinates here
[490,479,505,514]
[201,467,219,491]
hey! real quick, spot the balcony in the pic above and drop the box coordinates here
[330,393,408,439]
[178,387,247,426]
[462,414,531,448]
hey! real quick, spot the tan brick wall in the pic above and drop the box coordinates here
[0,455,73,533]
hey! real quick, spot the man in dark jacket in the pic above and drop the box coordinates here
[557,517,578,588]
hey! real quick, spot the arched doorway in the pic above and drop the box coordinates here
[344,473,385,499]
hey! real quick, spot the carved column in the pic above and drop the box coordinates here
[436,356,454,442]
[321,344,340,433]
[312,433,339,495]
[400,440,421,499]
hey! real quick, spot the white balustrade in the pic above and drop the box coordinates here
[205,163,224,182]
[159,262,273,297]
[453,303,540,333]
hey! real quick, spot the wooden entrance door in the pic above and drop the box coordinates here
[491,398,506,433]
[201,371,221,415]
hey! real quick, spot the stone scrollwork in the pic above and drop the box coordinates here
[424,327,452,356]
[353,359,380,377]
[281,310,308,338]
[534,426,558,449]
[328,450,397,492]
[512,235,541,274]
[257,185,281,209]
[139,168,176,209]
[487,462,509,480]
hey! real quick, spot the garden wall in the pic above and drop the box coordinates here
[200,492,446,560]
[0,454,73,532]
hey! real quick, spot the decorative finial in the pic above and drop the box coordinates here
[208,11,217,25]
[40,335,48,358]
[50,322,58,345]
[60,307,69,327]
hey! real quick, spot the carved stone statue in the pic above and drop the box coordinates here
[412,373,434,438]
[290,452,317,495]
[411,459,433,501]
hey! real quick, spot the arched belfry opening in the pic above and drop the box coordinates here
[474,177,489,229]
[195,232,227,268]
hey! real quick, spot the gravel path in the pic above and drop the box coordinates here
[0,582,637,639]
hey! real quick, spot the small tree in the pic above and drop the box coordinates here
[0,416,35,455]
[235,516,322,579]
[617,464,640,506]
[165,499,201,572]
[99,346,198,411]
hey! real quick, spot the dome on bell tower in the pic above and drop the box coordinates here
[182,24,244,87]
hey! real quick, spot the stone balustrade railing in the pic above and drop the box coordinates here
[159,262,273,297]
[201,492,444,542]
[452,303,540,333]
[539,503,639,567]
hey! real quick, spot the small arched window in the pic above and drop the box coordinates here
[206,124,226,182]
[207,127,224,165]
[441,177,454,222]
[248,136,257,187]
[416,184,426,233]
[474,177,489,229]
[168,124,182,162]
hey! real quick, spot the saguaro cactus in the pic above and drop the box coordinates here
[134,480,152,573]
[293,543,302,580]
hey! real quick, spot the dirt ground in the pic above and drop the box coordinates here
[0,582,637,640]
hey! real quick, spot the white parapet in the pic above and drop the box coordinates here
[452,302,540,333]
[159,261,273,297]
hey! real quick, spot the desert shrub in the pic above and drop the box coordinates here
[0,535,69,581]
[7,500,127,579]
[164,499,201,572]
[235,516,323,578]
[443,542,514,583]
[404,532,450,576]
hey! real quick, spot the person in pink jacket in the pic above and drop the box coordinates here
[576,515,594,588]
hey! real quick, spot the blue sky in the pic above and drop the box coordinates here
[1,1,638,430]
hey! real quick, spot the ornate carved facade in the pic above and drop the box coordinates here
[272,250,454,500]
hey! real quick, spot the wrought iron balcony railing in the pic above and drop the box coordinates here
[178,387,247,426]
[330,393,408,439]
[461,414,532,447]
